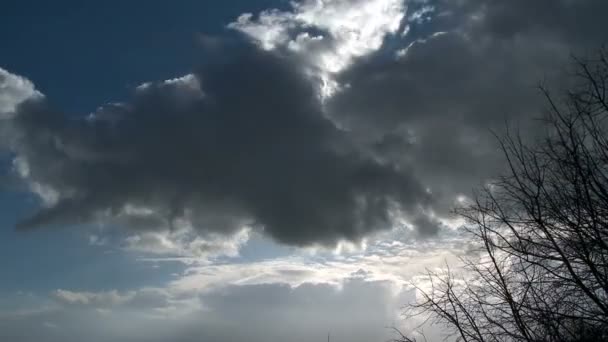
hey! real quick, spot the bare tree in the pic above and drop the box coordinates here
[401,49,608,342]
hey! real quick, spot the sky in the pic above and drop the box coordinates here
[0,1,607,341]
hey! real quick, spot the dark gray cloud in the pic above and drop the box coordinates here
[326,0,608,212]
[3,44,432,246]
[327,32,549,209]
[2,0,608,246]
[465,0,608,44]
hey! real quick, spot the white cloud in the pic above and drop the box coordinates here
[1,227,468,341]
[292,0,405,72]
[124,227,251,262]
[408,4,434,24]
[53,289,133,307]
[135,73,203,99]
[168,228,468,295]
[230,11,295,51]
[230,0,406,97]
[0,67,42,118]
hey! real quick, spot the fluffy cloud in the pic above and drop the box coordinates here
[230,0,406,96]
[1,45,434,247]
[2,0,608,249]
[324,0,608,212]
[230,0,405,70]
[0,68,42,118]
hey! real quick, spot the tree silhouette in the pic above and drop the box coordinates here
[401,49,608,342]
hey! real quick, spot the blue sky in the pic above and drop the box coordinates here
[1,1,607,341]
[1,0,285,112]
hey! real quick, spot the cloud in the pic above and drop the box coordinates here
[0,68,42,118]
[5,1,608,341]
[1,44,435,247]
[0,228,469,342]
[229,0,406,96]
[53,289,133,307]
[324,0,608,213]
[167,227,467,294]
[123,226,251,261]
[0,227,469,342]
[194,279,410,342]
[53,288,173,311]
[229,0,405,70]
[2,280,413,342]
[3,0,608,249]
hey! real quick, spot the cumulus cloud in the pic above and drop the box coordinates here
[229,0,406,96]
[5,1,608,341]
[324,0,608,212]
[230,0,405,69]
[1,45,435,247]
[2,0,608,250]
[0,68,42,118]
